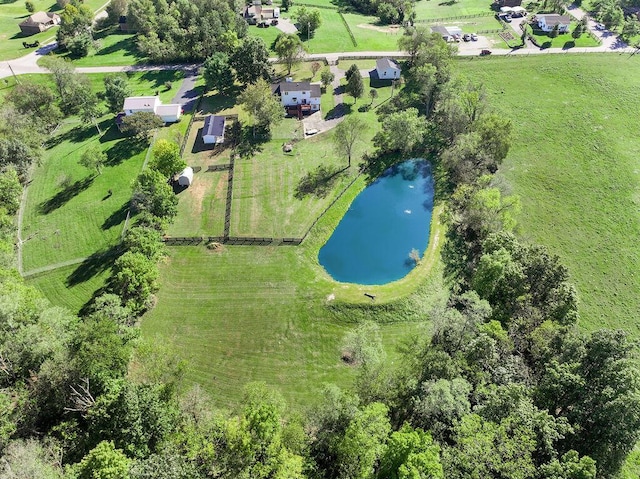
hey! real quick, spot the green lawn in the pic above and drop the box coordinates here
[0,0,107,61]
[526,24,600,48]
[456,54,640,336]
[413,0,494,20]
[45,30,147,67]
[19,70,187,275]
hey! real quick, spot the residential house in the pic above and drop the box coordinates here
[375,58,401,80]
[202,115,226,144]
[243,0,280,24]
[272,80,321,117]
[123,96,182,123]
[19,11,60,35]
[535,14,571,32]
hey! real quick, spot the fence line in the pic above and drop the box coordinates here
[162,236,303,246]
[338,12,358,47]
[415,12,497,23]
[294,1,338,9]
[179,94,203,157]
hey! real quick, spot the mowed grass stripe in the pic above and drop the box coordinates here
[456,55,640,334]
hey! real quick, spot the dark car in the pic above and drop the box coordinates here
[271,18,278,25]
[480,49,492,56]
[463,33,471,41]
[257,21,269,27]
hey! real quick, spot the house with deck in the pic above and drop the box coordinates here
[375,58,401,80]
[271,80,321,118]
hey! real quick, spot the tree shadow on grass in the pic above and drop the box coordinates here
[66,244,122,288]
[102,202,130,230]
[295,164,346,199]
[136,70,184,91]
[105,137,146,166]
[38,176,94,214]
[232,124,267,159]
[45,124,98,150]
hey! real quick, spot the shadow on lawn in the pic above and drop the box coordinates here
[38,176,94,214]
[66,244,122,288]
[295,164,347,199]
[104,137,146,166]
[102,202,130,230]
[45,124,99,149]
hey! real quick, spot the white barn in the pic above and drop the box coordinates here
[202,115,226,144]
[177,167,193,187]
[375,58,401,80]
[122,96,182,123]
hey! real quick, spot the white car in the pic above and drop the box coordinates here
[305,128,318,136]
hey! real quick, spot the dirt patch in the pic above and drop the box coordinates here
[356,23,401,34]
[188,176,208,218]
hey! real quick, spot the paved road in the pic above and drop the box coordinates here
[171,66,200,111]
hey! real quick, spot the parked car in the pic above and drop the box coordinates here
[480,49,492,56]
[453,34,462,42]
[471,33,478,41]
[595,22,605,30]
[257,21,269,27]
[271,18,278,25]
[463,33,471,41]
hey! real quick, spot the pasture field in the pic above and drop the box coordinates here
[0,0,106,61]
[456,54,640,335]
[412,0,494,19]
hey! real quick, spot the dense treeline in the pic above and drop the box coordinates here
[1,27,640,479]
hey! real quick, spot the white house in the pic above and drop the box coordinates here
[202,115,226,144]
[122,96,182,123]
[272,81,321,116]
[177,167,193,187]
[375,58,401,80]
[430,25,463,41]
[535,14,571,32]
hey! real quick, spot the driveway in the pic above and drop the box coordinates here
[275,18,298,34]
[171,66,200,112]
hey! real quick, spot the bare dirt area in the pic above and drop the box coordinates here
[356,23,402,34]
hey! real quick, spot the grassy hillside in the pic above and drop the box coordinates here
[456,54,640,335]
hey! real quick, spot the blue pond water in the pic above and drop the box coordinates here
[318,159,434,285]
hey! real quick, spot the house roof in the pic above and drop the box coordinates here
[155,104,181,116]
[537,14,571,25]
[123,96,159,110]
[272,81,321,98]
[20,11,59,26]
[203,115,225,138]
[376,58,400,71]
[430,25,449,36]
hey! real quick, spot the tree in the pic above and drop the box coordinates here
[334,115,366,168]
[6,81,62,132]
[121,112,164,141]
[373,108,426,154]
[337,402,391,479]
[345,63,359,82]
[378,424,444,479]
[1,439,64,479]
[57,2,94,49]
[203,52,235,94]
[281,0,292,11]
[40,56,76,107]
[103,74,132,114]
[112,251,159,311]
[320,69,335,91]
[25,0,35,12]
[549,24,560,38]
[0,168,22,215]
[105,0,128,25]
[594,0,623,29]
[231,37,272,86]
[377,2,400,25]
[369,88,378,105]
[71,441,131,479]
[539,451,596,479]
[150,139,185,178]
[79,146,107,177]
[131,169,178,220]
[67,32,92,58]
[621,16,640,43]
[294,6,322,38]
[572,16,588,39]
[346,70,364,104]
[274,33,306,75]
[311,61,322,78]
[238,78,284,135]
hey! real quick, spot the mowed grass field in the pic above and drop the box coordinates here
[0,0,106,61]
[456,54,640,335]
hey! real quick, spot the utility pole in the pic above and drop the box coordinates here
[7,63,20,84]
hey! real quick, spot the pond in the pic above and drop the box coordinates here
[318,159,434,285]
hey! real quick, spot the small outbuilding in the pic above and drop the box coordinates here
[202,115,226,144]
[122,96,182,123]
[177,167,194,187]
[375,58,401,80]
[19,11,60,35]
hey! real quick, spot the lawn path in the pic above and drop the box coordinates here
[22,257,91,278]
